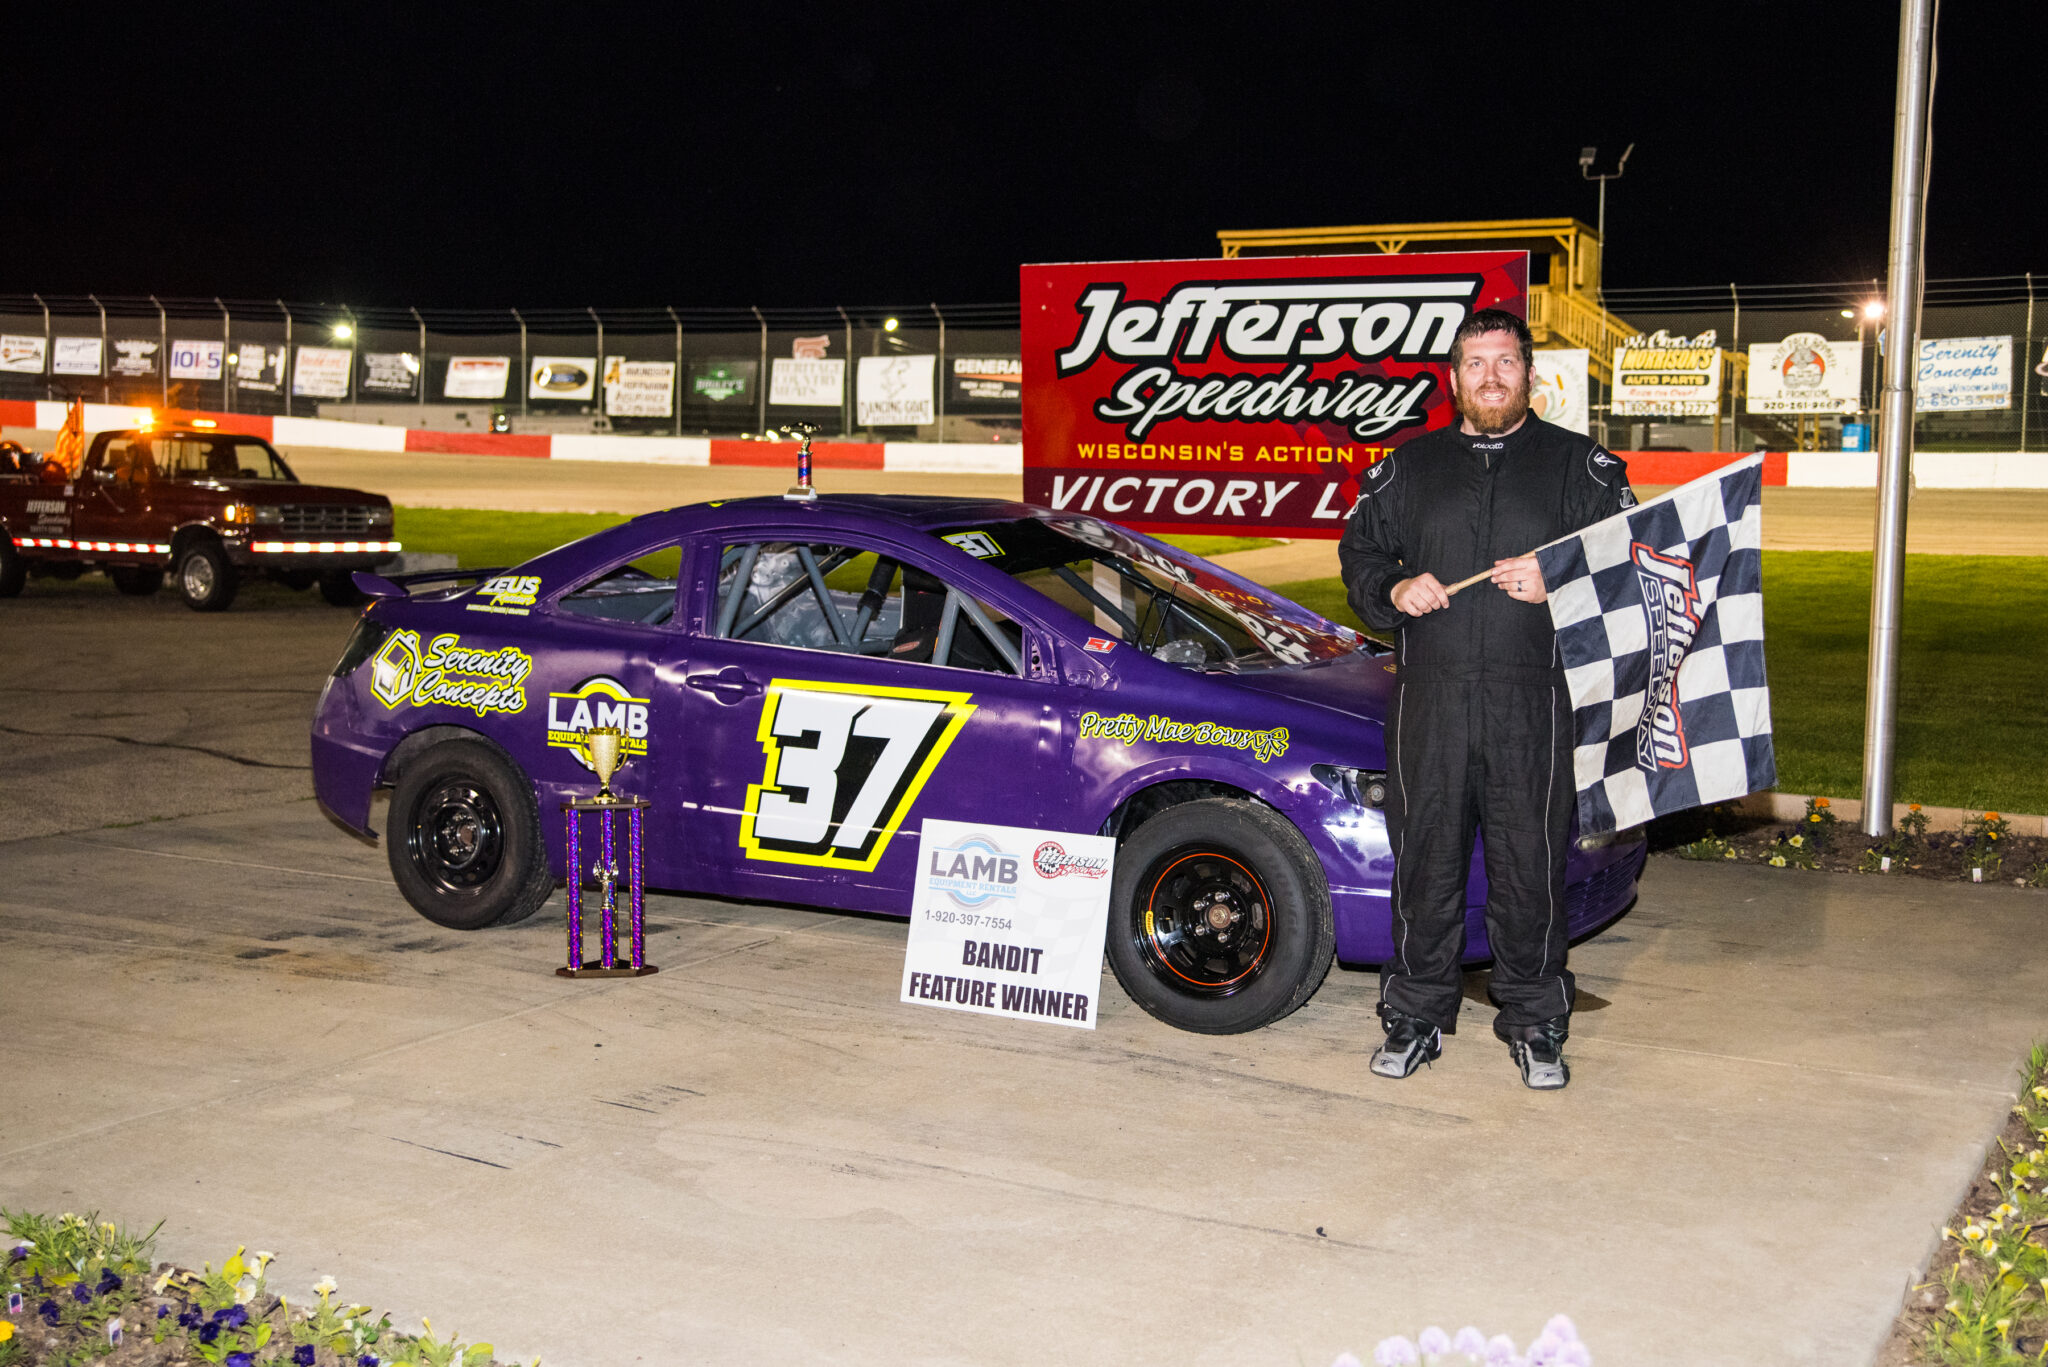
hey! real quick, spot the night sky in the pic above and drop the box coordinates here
[13,4,2038,308]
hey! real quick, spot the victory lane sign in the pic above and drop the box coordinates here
[901,820,1116,1030]
[1020,251,1528,538]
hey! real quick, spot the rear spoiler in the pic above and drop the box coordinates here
[352,566,507,600]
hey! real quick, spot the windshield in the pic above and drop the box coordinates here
[147,435,296,481]
[934,515,1369,671]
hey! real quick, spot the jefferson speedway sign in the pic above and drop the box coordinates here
[1020,250,1527,537]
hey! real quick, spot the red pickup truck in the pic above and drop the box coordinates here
[0,427,400,610]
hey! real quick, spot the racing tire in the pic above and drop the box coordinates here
[175,540,240,612]
[1106,798,1334,1035]
[0,538,23,598]
[387,740,554,930]
[318,570,365,607]
[109,566,164,596]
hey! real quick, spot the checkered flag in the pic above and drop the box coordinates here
[1536,454,1775,834]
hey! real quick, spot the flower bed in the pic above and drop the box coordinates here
[1653,799,2048,888]
[0,1218,524,1367]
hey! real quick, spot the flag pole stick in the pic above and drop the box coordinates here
[1443,555,1536,597]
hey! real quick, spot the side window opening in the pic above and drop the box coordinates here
[557,545,683,626]
[716,541,1022,676]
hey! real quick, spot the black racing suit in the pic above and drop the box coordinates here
[1339,415,1634,1033]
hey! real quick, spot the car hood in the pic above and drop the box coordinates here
[1212,649,1395,727]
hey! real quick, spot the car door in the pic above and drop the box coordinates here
[71,435,160,548]
[665,529,1064,917]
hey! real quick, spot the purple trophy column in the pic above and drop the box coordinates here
[599,809,618,970]
[564,808,583,970]
[630,806,646,970]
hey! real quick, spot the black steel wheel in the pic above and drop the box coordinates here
[387,741,554,930]
[0,537,24,597]
[175,539,239,611]
[109,565,164,596]
[1106,798,1333,1034]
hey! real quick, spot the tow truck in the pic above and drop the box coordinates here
[0,423,400,610]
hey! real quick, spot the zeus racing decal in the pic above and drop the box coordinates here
[1632,542,1702,771]
[1077,711,1290,763]
[467,574,542,615]
[741,679,977,871]
[546,676,651,770]
[369,631,531,716]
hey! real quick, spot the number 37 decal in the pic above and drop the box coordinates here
[740,679,977,871]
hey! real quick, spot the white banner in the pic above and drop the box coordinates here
[111,339,161,378]
[856,354,937,426]
[528,355,596,402]
[1612,331,1722,417]
[0,334,48,374]
[235,343,284,392]
[1531,349,1589,434]
[602,357,675,417]
[901,819,1114,1030]
[769,356,845,407]
[360,351,420,395]
[53,337,103,376]
[168,338,225,382]
[1917,335,2012,412]
[1747,333,1863,415]
[292,345,353,398]
[445,356,511,400]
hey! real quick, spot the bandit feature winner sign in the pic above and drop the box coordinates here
[1020,250,1527,538]
[901,820,1116,1029]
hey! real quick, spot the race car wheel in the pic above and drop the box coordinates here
[109,566,164,596]
[318,570,365,607]
[0,538,24,598]
[1106,798,1333,1034]
[176,540,240,612]
[388,741,554,930]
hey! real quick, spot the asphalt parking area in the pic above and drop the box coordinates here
[3,590,2044,1366]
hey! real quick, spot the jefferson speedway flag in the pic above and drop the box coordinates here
[1535,453,1775,834]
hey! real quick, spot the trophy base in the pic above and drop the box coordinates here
[555,963,660,979]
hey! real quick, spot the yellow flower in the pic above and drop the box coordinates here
[0,1321,14,1344]
[1790,834,1805,847]
[1769,854,1787,867]
[1809,814,1821,823]
[1999,1259,2015,1273]
[1996,1317,2012,1335]
[1945,1298,1961,1315]
[1964,1224,1986,1240]
[1942,1226,1958,1240]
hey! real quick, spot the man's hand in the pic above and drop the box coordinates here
[1489,554,1547,604]
[1391,573,1450,616]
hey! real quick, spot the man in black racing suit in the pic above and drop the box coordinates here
[1339,309,1634,1089]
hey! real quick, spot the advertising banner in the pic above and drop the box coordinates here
[360,351,421,396]
[445,356,511,400]
[1747,333,1863,415]
[0,334,48,374]
[603,357,676,417]
[950,355,1022,408]
[685,360,755,405]
[292,345,353,398]
[769,356,846,407]
[529,356,596,403]
[168,339,226,382]
[111,339,162,378]
[1021,250,1526,537]
[235,343,284,392]
[900,819,1114,1030]
[1531,349,1589,434]
[856,354,937,426]
[1916,335,2012,411]
[53,337,104,376]
[1611,331,1722,417]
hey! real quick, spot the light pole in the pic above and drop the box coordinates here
[1578,143,1634,306]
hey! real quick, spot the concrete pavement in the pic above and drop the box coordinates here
[2,591,2045,1365]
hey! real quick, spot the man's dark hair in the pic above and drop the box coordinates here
[1448,308,1534,372]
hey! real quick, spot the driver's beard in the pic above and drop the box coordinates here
[1454,374,1533,436]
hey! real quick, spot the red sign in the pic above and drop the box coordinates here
[1021,251,1528,538]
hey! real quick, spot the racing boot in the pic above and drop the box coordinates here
[1370,1002,1443,1079]
[1495,1016,1570,1090]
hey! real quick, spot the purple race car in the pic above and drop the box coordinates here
[311,495,1644,1034]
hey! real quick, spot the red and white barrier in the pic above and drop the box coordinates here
[3,399,2042,485]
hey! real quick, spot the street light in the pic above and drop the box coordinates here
[332,322,354,340]
[1579,142,1635,299]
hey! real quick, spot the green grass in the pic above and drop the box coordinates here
[1155,534,1281,558]
[1274,551,2048,813]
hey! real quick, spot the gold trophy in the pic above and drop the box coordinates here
[585,725,626,802]
[557,724,656,978]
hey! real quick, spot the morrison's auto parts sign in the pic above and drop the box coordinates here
[1021,251,1526,538]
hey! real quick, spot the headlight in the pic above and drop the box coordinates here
[1312,763,1388,809]
[368,506,393,525]
[226,504,283,525]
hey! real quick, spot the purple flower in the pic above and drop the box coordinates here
[7,1245,26,1261]
[97,1269,124,1294]
[1454,1328,1489,1357]
[1485,1336,1520,1367]
[157,1305,171,1319]
[72,1283,93,1304]
[226,1353,256,1367]
[295,1346,318,1365]
[1418,1326,1452,1355]
[38,1298,60,1325]
[198,1321,222,1345]
[359,1356,381,1367]
[178,1307,204,1329]
[1543,1316,1580,1344]
[213,1303,250,1328]
[1374,1338,1420,1367]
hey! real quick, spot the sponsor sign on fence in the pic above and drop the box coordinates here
[769,356,846,407]
[0,335,48,374]
[360,351,421,396]
[111,339,161,379]
[901,818,1115,1030]
[1612,331,1722,417]
[529,356,596,402]
[54,338,104,376]
[951,355,1022,407]
[236,344,284,392]
[444,356,511,400]
[168,339,225,382]
[685,360,754,405]
[1021,250,1526,537]
[603,358,676,417]
[1917,335,2012,411]
[1747,333,1863,415]
[1532,348,1589,434]
[856,354,936,426]
[292,346,353,398]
